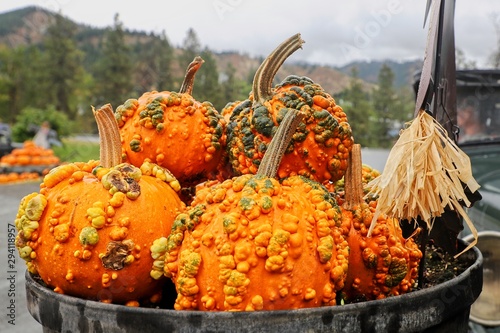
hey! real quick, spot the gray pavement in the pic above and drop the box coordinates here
[0,181,44,332]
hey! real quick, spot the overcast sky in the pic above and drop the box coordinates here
[1,0,499,67]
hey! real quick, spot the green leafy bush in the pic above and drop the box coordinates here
[11,106,73,143]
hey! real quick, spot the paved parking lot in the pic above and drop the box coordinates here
[0,181,43,333]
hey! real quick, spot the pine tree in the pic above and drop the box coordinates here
[0,46,47,122]
[220,62,252,107]
[193,48,223,110]
[156,31,174,91]
[372,63,399,147]
[134,30,174,93]
[341,67,375,147]
[222,62,237,104]
[93,14,133,109]
[43,13,84,117]
[179,28,202,69]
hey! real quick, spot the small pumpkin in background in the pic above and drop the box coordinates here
[14,104,184,306]
[151,107,350,311]
[226,33,354,184]
[339,144,422,302]
[115,56,226,186]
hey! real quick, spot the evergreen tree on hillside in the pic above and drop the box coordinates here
[220,62,252,108]
[193,48,224,110]
[156,31,174,91]
[93,14,133,108]
[0,46,47,123]
[0,47,24,123]
[43,13,84,117]
[372,64,399,147]
[134,30,174,93]
[222,63,237,104]
[180,28,202,69]
[341,67,375,147]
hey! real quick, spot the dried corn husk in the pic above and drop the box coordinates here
[365,109,480,257]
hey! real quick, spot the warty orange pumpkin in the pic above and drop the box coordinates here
[338,144,422,302]
[226,33,354,184]
[150,108,350,311]
[14,104,184,305]
[115,56,226,186]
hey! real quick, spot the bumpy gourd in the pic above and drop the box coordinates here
[115,57,226,186]
[339,145,422,302]
[14,105,184,305]
[226,33,354,184]
[151,108,349,311]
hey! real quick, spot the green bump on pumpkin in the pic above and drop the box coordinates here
[362,248,378,269]
[25,194,48,221]
[252,105,275,137]
[129,139,141,152]
[223,216,237,234]
[79,226,99,246]
[151,237,169,259]
[188,205,205,226]
[181,250,201,277]
[18,246,33,260]
[259,196,273,211]
[317,235,334,264]
[150,237,169,280]
[239,197,256,211]
[386,257,409,287]
[86,205,106,229]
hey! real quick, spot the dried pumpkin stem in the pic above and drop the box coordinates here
[257,109,305,178]
[179,56,205,95]
[252,33,305,106]
[93,104,122,168]
[343,144,363,210]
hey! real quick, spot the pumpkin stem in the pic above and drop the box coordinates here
[256,109,305,178]
[252,33,304,106]
[179,56,205,95]
[343,144,363,210]
[93,104,122,168]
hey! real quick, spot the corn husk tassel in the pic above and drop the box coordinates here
[365,109,480,257]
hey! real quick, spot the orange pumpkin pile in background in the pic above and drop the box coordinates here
[0,140,60,184]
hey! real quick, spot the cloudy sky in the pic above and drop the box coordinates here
[1,0,499,67]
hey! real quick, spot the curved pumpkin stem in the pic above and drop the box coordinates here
[93,104,122,168]
[343,144,363,210]
[179,56,205,95]
[252,33,305,106]
[257,109,305,178]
